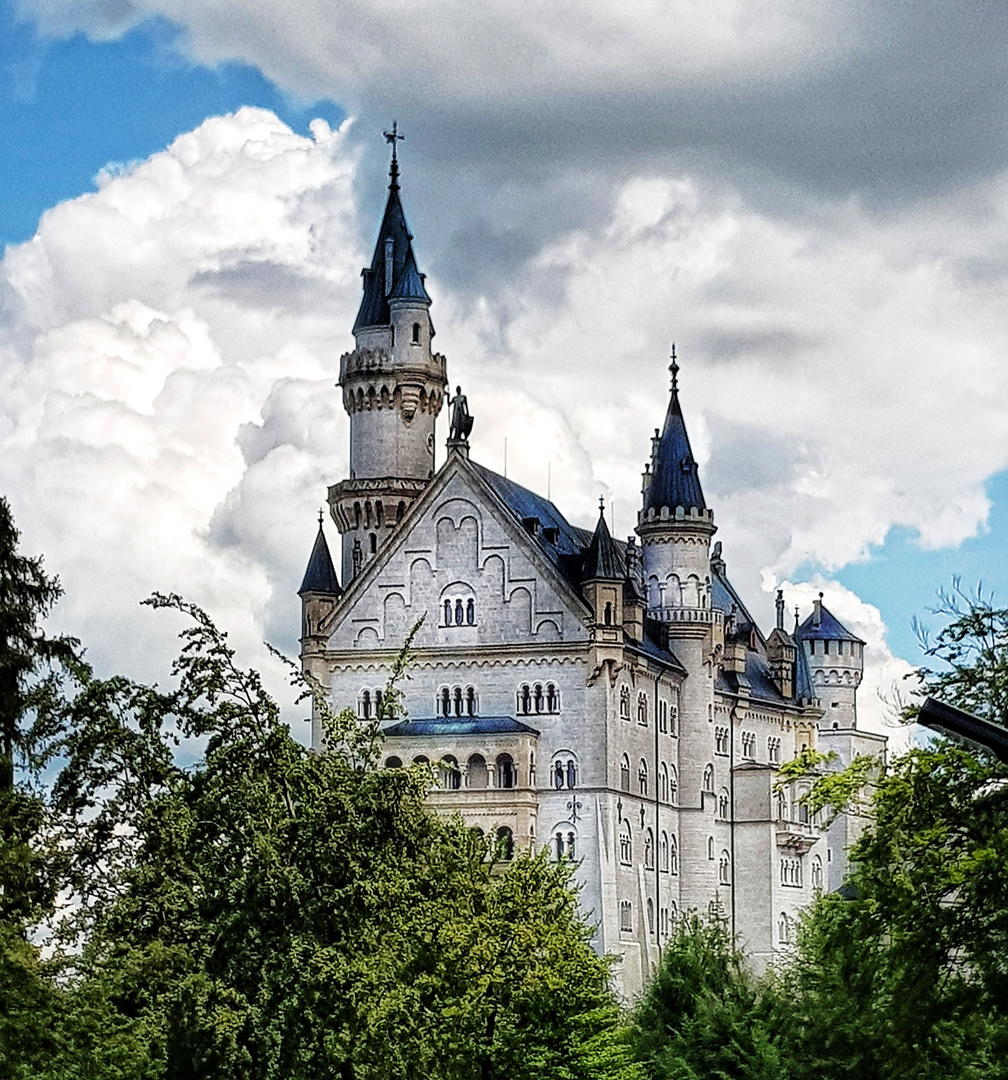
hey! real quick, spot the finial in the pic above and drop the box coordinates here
[598,494,605,515]
[669,341,679,392]
[383,121,404,187]
[318,507,324,527]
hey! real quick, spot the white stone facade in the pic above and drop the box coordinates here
[298,166,885,998]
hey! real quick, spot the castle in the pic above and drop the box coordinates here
[298,141,885,996]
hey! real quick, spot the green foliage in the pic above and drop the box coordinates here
[43,593,632,1079]
[632,918,783,1080]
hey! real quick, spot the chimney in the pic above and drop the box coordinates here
[776,589,785,631]
[813,592,823,628]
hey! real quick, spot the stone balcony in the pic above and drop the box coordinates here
[650,605,723,626]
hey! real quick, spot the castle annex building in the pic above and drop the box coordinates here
[298,146,885,996]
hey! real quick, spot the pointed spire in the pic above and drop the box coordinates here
[299,513,342,597]
[583,497,622,581]
[792,614,816,704]
[642,349,706,515]
[354,127,431,334]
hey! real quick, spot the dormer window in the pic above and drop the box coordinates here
[522,516,540,536]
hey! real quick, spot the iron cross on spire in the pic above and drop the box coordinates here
[669,342,679,392]
[383,121,404,185]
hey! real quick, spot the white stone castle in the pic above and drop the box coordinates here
[298,142,885,996]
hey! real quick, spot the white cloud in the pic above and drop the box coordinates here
[0,108,360,727]
[3,102,1007,753]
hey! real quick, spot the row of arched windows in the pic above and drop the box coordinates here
[384,752,519,790]
[516,682,560,715]
[437,685,477,718]
[618,822,679,874]
[768,736,782,764]
[443,597,476,626]
[359,688,384,719]
[625,899,680,939]
[741,731,756,758]
[715,727,729,754]
[781,857,803,887]
[620,756,679,803]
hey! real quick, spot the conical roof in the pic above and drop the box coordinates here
[642,364,706,515]
[582,503,623,581]
[798,600,864,644]
[298,519,341,597]
[353,168,431,332]
[793,618,816,703]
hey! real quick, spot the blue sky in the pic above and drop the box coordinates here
[2,0,1007,732]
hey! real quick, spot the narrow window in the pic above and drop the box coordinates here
[620,755,631,792]
[444,599,452,625]
[369,532,377,554]
[554,761,564,789]
[361,689,371,719]
[455,599,464,625]
[534,683,544,713]
[440,687,450,717]
[466,598,475,625]
[566,760,576,789]
[604,601,612,625]
[412,321,421,344]
[466,686,476,717]
[496,827,514,860]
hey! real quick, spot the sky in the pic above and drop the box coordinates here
[2,0,1007,746]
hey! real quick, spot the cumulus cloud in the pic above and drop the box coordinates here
[0,108,360,723]
[3,99,1007,751]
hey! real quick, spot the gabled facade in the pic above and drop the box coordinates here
[299,154,885,997]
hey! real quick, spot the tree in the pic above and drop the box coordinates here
[50,594,636,1080]
[773,583,1008,1080]
[632,917,783,1080]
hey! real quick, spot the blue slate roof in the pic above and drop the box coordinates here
[798,602,864,644]
[582,507,623,581]
[298,521,341,596]
[643,383,706,514]
[382,716,541,737]
[793,620,817,702]
[470,462,593,590]
[354,174,431,333]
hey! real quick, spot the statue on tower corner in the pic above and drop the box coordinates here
[448,385,474,448]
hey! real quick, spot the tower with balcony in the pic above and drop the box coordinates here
[328,131,449,584]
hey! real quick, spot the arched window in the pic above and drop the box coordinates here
[441,755,461,790]
[453,686,463,717]
[604,601,612,625]
[411,321,420,344]
[496,826,514,860]
[715,727,728,754]
[660,831,669,872]
[811,856,824,893]
[440,686,450,717]
[659,763,669,802]
[546,683,559,712]
[620,754,631,792]
[638,759,648,796]
[534,683,544,713]
[444,599,452,625]
[647,897,655,938]
[519,684,531,715]
[361,689,372,720]
[719,850,731,885]
[644,828,654,870]
[702,764,714,792]
[637,692,648,726]
[619,822,632,865]
[669,833,678,875]
[466,598,475,625]
[496,754,516,789]
[555,831,565,859]
[554,761,564,789]
[369,533,377,554]
[566,759,577,788]
[466,686,476,717]
[659,699,668,733]
[717,788,729,820]
[620,900,632,933]
[669,765,678,805]
[467,754,488,789]
[384,756,403,769]
[566,830,576,859]
[707,836,715,861]
[798,800,809,825]
[455,599,464,625]
[779,912,793,945]
[620,686,630,720]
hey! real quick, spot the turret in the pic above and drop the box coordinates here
[329,125,448,583]
[298,513,342,655]
[798,593,863,727]
[636,350,717,633]
[581,498,624,648]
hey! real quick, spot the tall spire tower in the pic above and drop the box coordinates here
[329,125,449,583]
